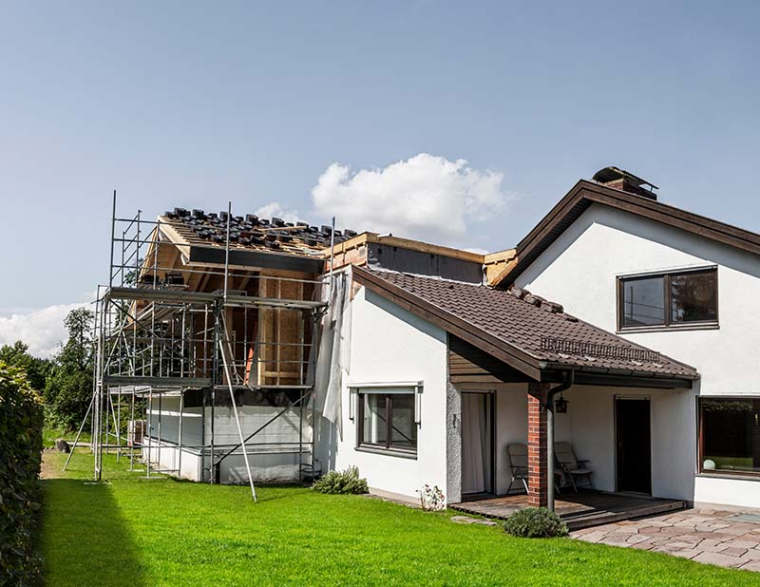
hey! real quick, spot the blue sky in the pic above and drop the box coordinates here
[1,1,758,354]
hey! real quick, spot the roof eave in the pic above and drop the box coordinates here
[496,179,760,287]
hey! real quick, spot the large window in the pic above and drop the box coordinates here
[619,268,718,330]
[700,398,760,475]
[358,392,417,455]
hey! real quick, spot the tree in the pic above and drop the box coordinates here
[0,341,52,393]
[44,308,95,430]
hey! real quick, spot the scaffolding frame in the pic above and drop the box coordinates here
[69,193,329,499]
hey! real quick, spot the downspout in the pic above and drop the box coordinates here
[546,370,574,512]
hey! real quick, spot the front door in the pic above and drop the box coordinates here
[616,397,652,494]
[461,392,494,495]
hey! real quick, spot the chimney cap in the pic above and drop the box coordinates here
[592,166,659,191]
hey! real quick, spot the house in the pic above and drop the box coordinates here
[314,166,760,516]
[97,165,760,521]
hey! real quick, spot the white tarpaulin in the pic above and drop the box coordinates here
[314,269,352,439]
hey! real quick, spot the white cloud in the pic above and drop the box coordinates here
[0,300,90,359]
[254,202,301,224]
[310,153,510,245]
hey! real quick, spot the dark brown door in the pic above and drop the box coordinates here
[616,398,652,494]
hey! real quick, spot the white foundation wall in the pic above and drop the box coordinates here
[515,203,760,505]
[209,403,309,484]
[323,286,449,502]
[143,396,204,480]
[145,397,311,484]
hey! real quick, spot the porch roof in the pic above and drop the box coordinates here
[353,266,699,385]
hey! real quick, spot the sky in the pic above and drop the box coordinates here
[0,1,758,356]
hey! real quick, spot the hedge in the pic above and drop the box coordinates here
[0,361,44,586]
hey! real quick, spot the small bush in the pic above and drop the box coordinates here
[503,507,568,538]
[312,466,368,495]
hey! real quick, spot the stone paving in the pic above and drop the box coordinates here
[572,507,760,571]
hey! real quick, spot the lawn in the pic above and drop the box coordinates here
[40,451,760,587]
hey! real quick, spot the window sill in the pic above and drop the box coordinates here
[617,322,720,335]
[697,472,760,482]
[355,445,418,460]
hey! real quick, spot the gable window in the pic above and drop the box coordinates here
[618,268,718,330]
[356,387,419,457]
[700,398,760,476]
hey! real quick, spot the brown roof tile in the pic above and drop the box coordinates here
[362,268,698,379]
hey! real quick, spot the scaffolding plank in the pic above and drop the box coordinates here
[103,375,212,388]
[107,286,324,310]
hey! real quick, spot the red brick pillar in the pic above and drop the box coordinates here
[527,382,550,508]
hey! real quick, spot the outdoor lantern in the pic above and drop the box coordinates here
[555,395,569,414]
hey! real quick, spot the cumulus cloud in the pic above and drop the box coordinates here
[0,300,90,359]
[310,153,509,245]
[254,202,301,224]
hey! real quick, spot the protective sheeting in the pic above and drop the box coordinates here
[314,268,352,439]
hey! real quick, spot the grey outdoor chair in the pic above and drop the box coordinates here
[555,442,594,492]
[506,443,562,495]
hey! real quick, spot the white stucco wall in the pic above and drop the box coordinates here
[322,285,449,503]
[455,383,690,499]
[514,202,760,505]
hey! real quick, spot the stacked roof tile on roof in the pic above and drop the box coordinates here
[362,267,698,379]
[162,207,357,257]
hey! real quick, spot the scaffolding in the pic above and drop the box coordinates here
[67,194,331,500]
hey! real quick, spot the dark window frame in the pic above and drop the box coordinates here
[357,391,418,456]
[617,267,719,331]
[698,397,760,477]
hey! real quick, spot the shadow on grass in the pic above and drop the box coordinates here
[41,479,146,587]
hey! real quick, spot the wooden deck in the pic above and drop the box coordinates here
[451,491,687,531]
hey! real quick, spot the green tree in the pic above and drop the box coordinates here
[44,308,95,430]
[0,340,52,392]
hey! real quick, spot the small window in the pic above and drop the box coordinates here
[619,268,718,330]
[700,398,760,475]
[358,391,417,455]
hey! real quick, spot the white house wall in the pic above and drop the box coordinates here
[514,203,760,505]
[322,285,449,503]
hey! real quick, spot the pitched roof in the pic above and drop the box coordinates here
[492,179,760,287]
[353,266,698,384]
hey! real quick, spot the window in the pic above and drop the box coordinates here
[358,391,417,455]
[619,268,718,330]
[700,398,760,475]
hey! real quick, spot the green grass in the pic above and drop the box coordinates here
[40,452,760,587]
[42,425,90,449]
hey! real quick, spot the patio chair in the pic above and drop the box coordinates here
[506,443,562,495]
[555,442,594,492]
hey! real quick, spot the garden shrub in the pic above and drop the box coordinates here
[312,466,368,495]
[503,507,568,538]
[0,362,44,586]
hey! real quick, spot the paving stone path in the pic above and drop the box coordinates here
[572,508,760,571]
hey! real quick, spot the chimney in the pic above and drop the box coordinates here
[592,166,658,200]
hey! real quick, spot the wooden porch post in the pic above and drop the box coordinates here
[527,382,550,508]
